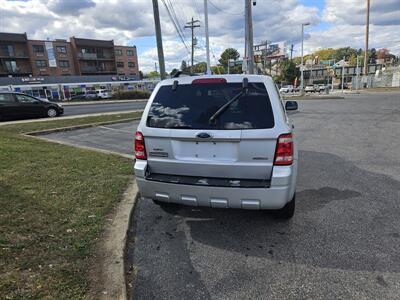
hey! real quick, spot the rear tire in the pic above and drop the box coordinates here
[275,194,295,219]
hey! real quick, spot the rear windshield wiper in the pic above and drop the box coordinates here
[209,78,248,124]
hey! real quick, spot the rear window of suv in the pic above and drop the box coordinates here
[147,82,274,130]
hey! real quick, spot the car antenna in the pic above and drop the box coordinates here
[172,80,178,91]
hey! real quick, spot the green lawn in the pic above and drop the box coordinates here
[0,112,141,299]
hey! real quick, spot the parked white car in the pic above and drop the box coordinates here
[95,89,112,99]
[279,85,294,93]
[134,75,299,219]
[304,85,316,93]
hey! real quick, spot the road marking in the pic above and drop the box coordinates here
[98,125,133,134]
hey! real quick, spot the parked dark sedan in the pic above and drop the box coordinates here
[0,92,64,121]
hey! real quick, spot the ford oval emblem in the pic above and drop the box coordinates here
[196,132,212,139]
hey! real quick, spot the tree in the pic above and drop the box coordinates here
[219,48,240,68]
[279,60,298,84]
[170,68,179,77]
[180,60,188,71]
[139,70,144,80]
[211,65,226,74]
[192,62,207,74]
[143,71,160,78]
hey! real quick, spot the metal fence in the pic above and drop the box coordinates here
[351,66,400,89]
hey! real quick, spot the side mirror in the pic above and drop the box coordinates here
[285,101,298,111]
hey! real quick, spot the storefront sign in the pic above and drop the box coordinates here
[45,41,57,67]
[21,77,45,83]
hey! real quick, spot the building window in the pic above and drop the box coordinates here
[81,48,95,54]
[36,60,47,67]
[115,49,122,56]
[126,50,134,56]
[5,61,18,72]
[128,61,135,68]
[116,62,124,68]
[32,45,45,53]
[56,46,67,53]
[59,60,70,67]
[1,45,14,57]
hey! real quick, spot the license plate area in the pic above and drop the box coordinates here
[172,140,238,161]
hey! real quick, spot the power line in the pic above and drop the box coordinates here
[161,0,191,53]
[208,0,244,16]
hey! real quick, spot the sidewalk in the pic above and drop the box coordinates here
[0,110,142,126]
[61,99,148,106]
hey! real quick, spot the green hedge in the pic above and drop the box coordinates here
[113,90,150,100]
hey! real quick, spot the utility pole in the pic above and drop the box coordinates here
[363,0,370,77]
[356,55,359,90]
[300,22,310,94]
[152,0,166,79]
[342,56,345,93]
[203,0,211,74]
[185,17,200,74]
[290,44,294,61]
[244,0,255,74]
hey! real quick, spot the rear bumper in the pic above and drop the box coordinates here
[134,160,297,210]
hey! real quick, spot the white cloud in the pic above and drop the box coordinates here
[0,0,398,72]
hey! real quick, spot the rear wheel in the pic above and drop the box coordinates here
[275,194,295,220]
[47,107,57,118]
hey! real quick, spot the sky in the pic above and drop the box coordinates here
[0,0,399,73]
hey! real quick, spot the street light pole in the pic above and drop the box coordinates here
[203,0,211,75]
[364,0,370,76]
[300,22,310,94]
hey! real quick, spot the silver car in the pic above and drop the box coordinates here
[134,75,298,219]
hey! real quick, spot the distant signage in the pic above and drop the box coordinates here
[112,75,137,81]
[45,41,57,67]
[21,77,45,84]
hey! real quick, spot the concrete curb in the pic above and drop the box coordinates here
[62,99,148,106]
[0,110,142,126]
[96,180,139,300]
[284,95,345,100]
[21,117,141,160]
[24,117,141,136]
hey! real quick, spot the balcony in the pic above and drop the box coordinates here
[77,53,114,60]
[81,66,116,73]
[0,52,30,59]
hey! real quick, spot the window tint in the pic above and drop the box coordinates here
[0,94,14,103]
[147,82,274,130]
[16,94,37,103]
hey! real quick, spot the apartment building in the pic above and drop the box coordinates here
[27,39,76,76]
[0,33,32,76]
[114,45,139,76]
[0,32,139,77]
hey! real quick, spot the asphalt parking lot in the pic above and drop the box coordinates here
[41,92,400,299]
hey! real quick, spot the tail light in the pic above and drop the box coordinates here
[135,131,147,160]
[274,133,293,165]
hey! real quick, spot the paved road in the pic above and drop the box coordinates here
[62,101,147,116]
[42,93,400,299]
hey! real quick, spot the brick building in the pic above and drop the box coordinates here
[0,32,139,77]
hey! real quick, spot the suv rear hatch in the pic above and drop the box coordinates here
[142,78,277,186]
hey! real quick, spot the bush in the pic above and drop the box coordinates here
[113,90,150,100]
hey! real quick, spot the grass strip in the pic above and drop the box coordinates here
[0,112,141,299]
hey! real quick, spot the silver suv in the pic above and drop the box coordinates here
[134,75,298,219]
